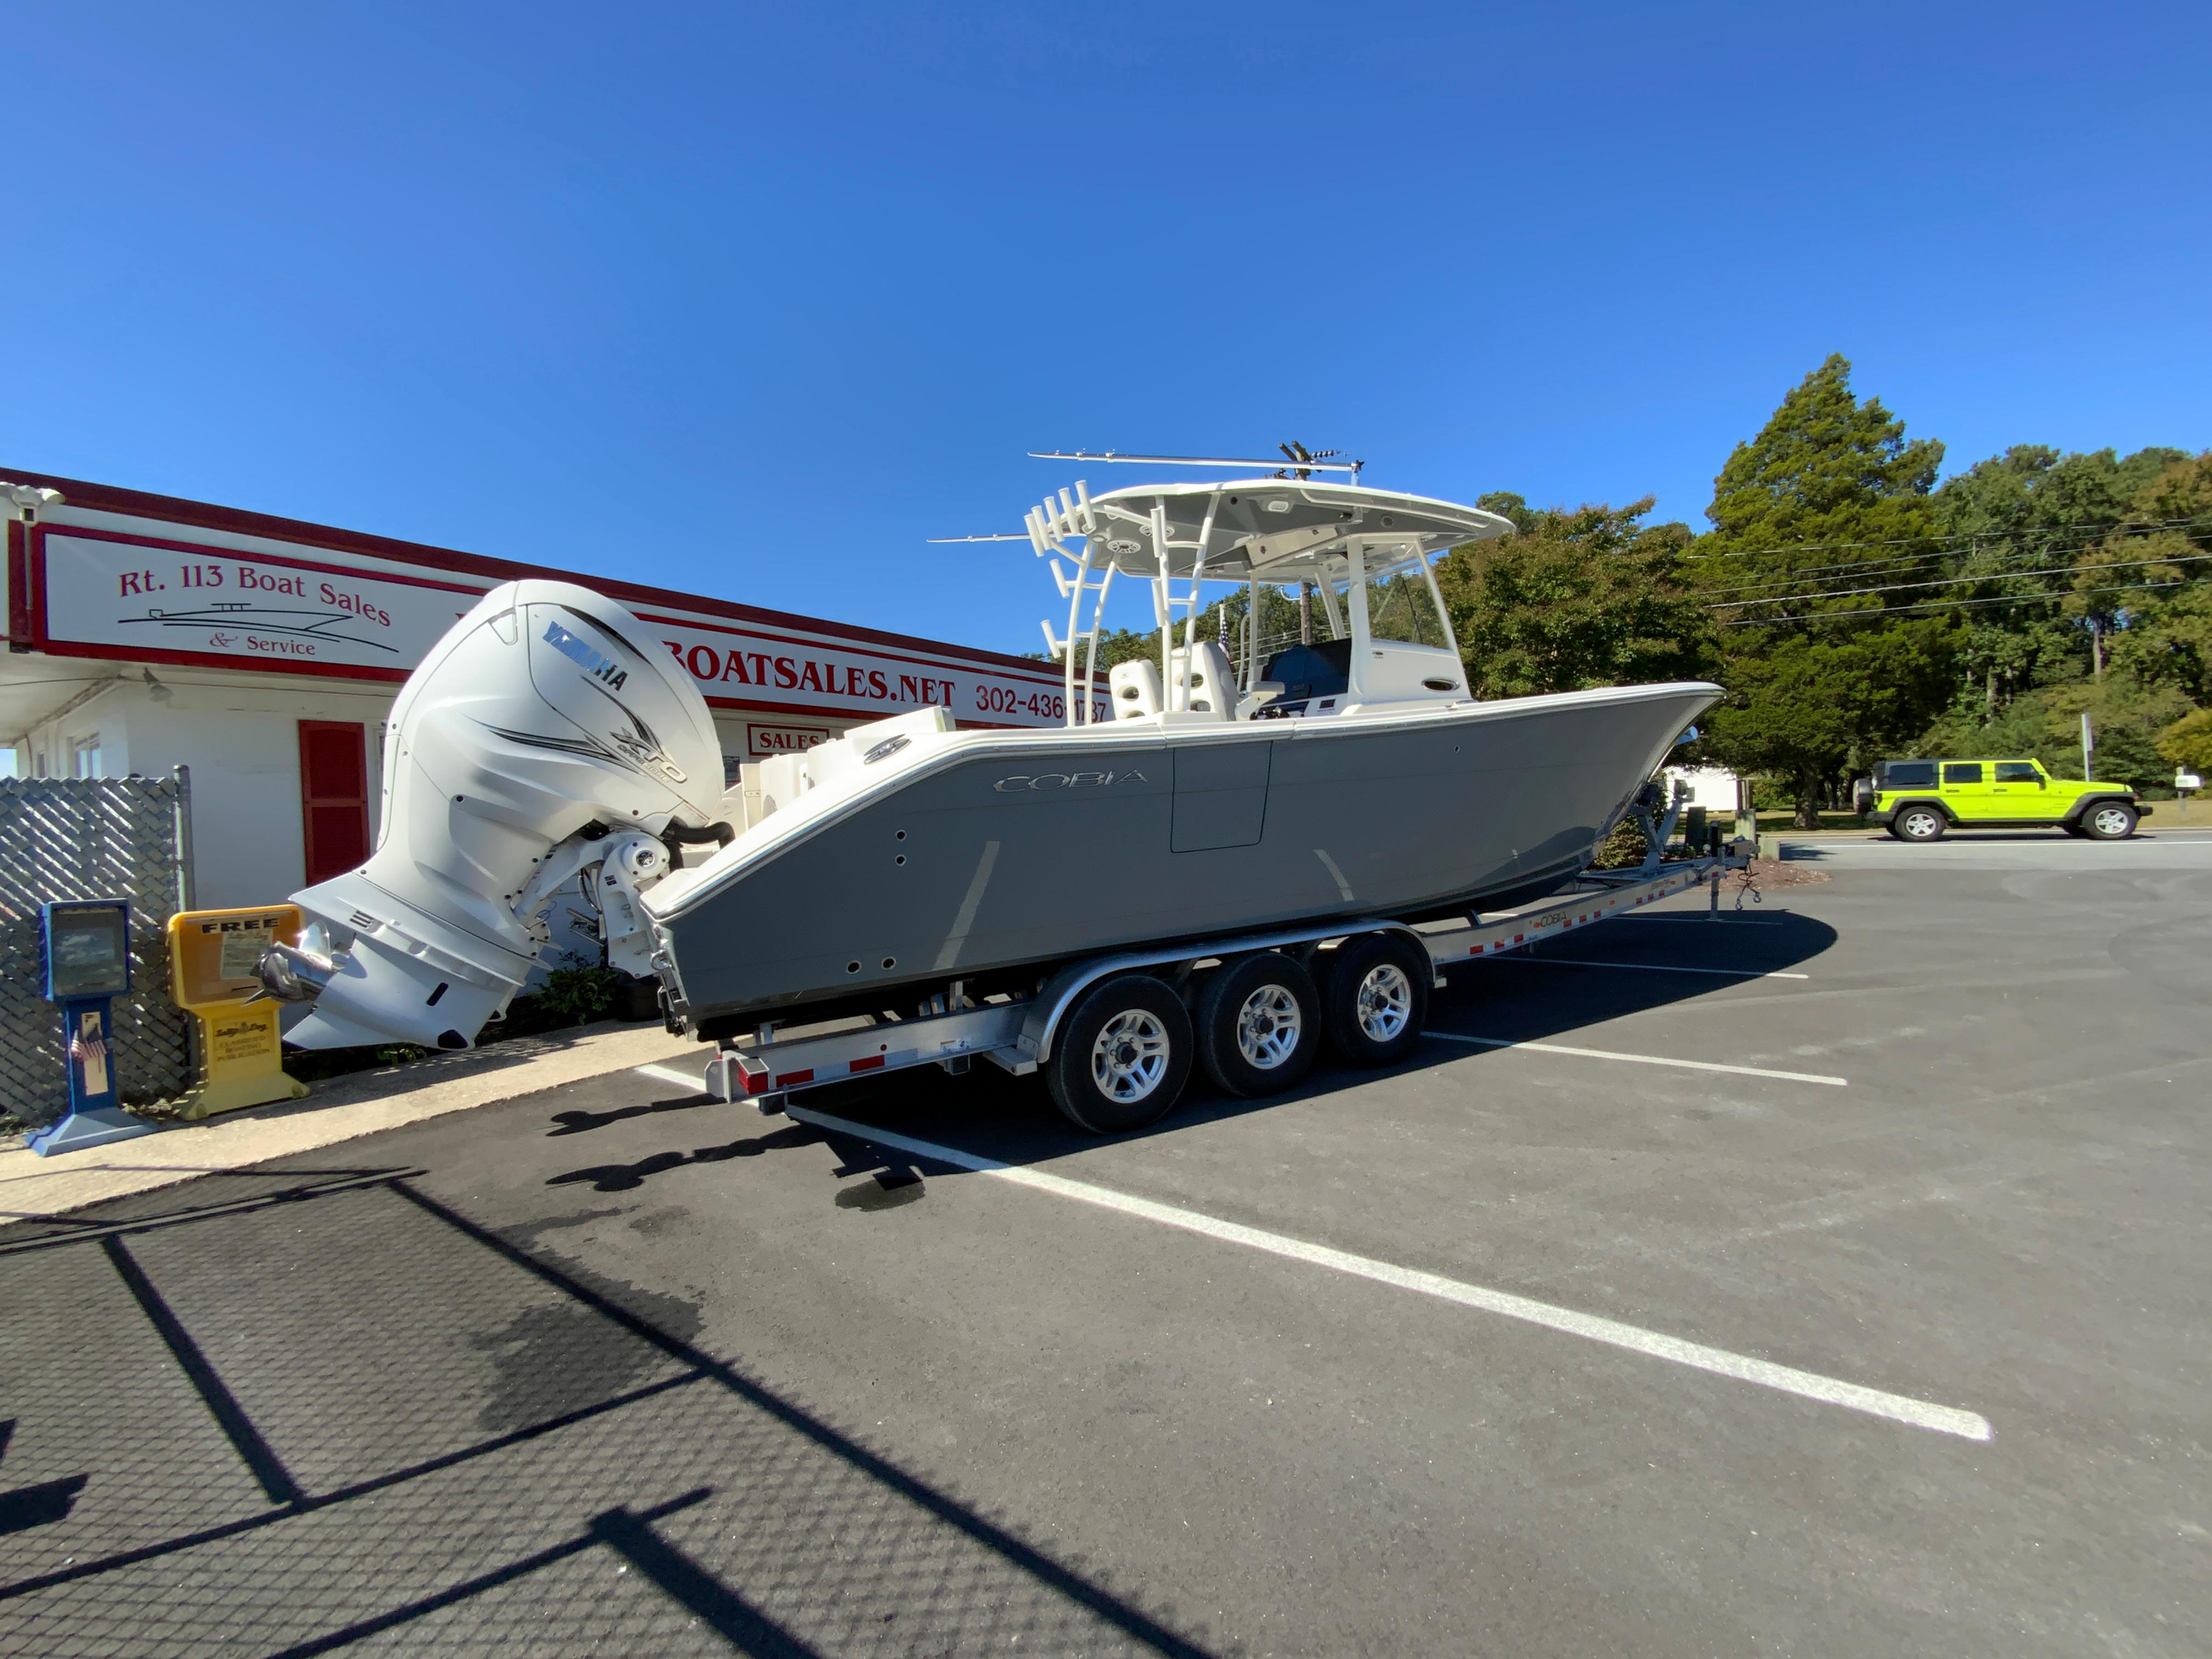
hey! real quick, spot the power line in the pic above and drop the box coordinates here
[1678,511,2212,566]
[1696,540,2097,598]
[1722,579,2185,627]
[1707,551,2212,611]
[1688,514,2212,594]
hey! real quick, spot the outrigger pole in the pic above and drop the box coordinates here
[1029,447,1364,482]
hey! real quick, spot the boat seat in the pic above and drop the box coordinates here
[1169,641,1236,719]
[1110,659,1163,719]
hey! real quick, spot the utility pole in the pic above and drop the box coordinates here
[2081,710,2094,781]
[1298,580,1313,645]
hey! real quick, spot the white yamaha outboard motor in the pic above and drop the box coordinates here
[256,580,726,1049]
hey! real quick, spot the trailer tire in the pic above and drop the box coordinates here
[1197,953,1320,1098]
[1047,974,1193,1134]
[1321,933,1430,1069]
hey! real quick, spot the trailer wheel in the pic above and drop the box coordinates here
[1047,974,1193,1134]
[1321,933,1430,1068]
[1197,953,1320,1098]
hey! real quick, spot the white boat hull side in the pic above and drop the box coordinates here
[651,681,1719,1027]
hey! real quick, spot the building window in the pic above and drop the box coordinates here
[72,736,103,779]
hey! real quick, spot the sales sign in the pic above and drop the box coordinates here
[20,515,1100,729]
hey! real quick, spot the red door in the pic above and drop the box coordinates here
[298,720,371,884]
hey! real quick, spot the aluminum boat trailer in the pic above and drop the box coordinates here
[699,835,1757,1135]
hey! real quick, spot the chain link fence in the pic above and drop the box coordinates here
[0,769,196,1126]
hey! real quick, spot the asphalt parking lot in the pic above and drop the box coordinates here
[4,830,2209,1656]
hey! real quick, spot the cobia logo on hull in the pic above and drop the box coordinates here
[993,769,1150,792]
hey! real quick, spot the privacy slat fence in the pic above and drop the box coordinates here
[0,769,195,1126]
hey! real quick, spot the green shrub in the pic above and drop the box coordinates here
[534,966,623,1026]
[1591,819,1649,869]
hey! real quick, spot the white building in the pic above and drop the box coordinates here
[1661,764,1745,815]
[3,470,1076,909]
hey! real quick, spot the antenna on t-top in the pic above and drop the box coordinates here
[1272,440,1350,481]
[1027,446,1364,483]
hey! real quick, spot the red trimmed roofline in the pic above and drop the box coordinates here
[0,465,1065,679]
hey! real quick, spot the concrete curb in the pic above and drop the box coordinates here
[0,1021,704,1221]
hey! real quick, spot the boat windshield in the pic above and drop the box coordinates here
[1358,553,1453,650]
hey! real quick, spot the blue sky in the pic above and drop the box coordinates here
[3,2,2206,656]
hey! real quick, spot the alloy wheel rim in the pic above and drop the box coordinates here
[2094,807,2130,836]
[1234,984,1303,1070]
[1356,964,1413,1042]
[1905,811,1940,837]
[1091,1009,1169,1102]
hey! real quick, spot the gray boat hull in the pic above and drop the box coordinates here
[652,681,1720,1028]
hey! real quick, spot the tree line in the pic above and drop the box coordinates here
[1441,356,2208,825]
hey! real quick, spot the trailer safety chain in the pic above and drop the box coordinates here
[1733,865,1764,909]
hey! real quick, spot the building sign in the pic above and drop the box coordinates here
[41,527,477,675]
[16,507,1100,729]
[747,724,832,757]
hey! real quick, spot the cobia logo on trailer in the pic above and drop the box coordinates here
[992,769,1150,793]
[543,619,629,690]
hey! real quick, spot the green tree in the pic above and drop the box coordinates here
[2097,452,2212,701]
[1933,445,2181,703]
[1929,444,2193,697]
[1086,627,1167,671]
[1702,623,1959,815]
[2157,708,2212,774]
[1435,498,1711,698]
[1696,356,1956,823]
[1699,353,1944,616]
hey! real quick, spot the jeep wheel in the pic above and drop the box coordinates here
[2081,802,2138,841]
[1894,805,1947,842]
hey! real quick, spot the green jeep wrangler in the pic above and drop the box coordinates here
[1853,758,2149,842]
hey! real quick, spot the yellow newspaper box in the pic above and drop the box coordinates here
[168,906,313,1120]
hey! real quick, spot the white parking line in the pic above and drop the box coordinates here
[629,1069,1987,1442]
[1425,1031,1847,1086]
[639,1064,715,1093]
[1499,957,1810,980]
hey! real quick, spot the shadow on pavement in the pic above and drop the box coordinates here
[0,1166,1220,1657]
[587,906,1842,1195]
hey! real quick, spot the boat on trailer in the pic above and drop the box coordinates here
[256,456,1726,1131]
[644,471,1721,1045]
